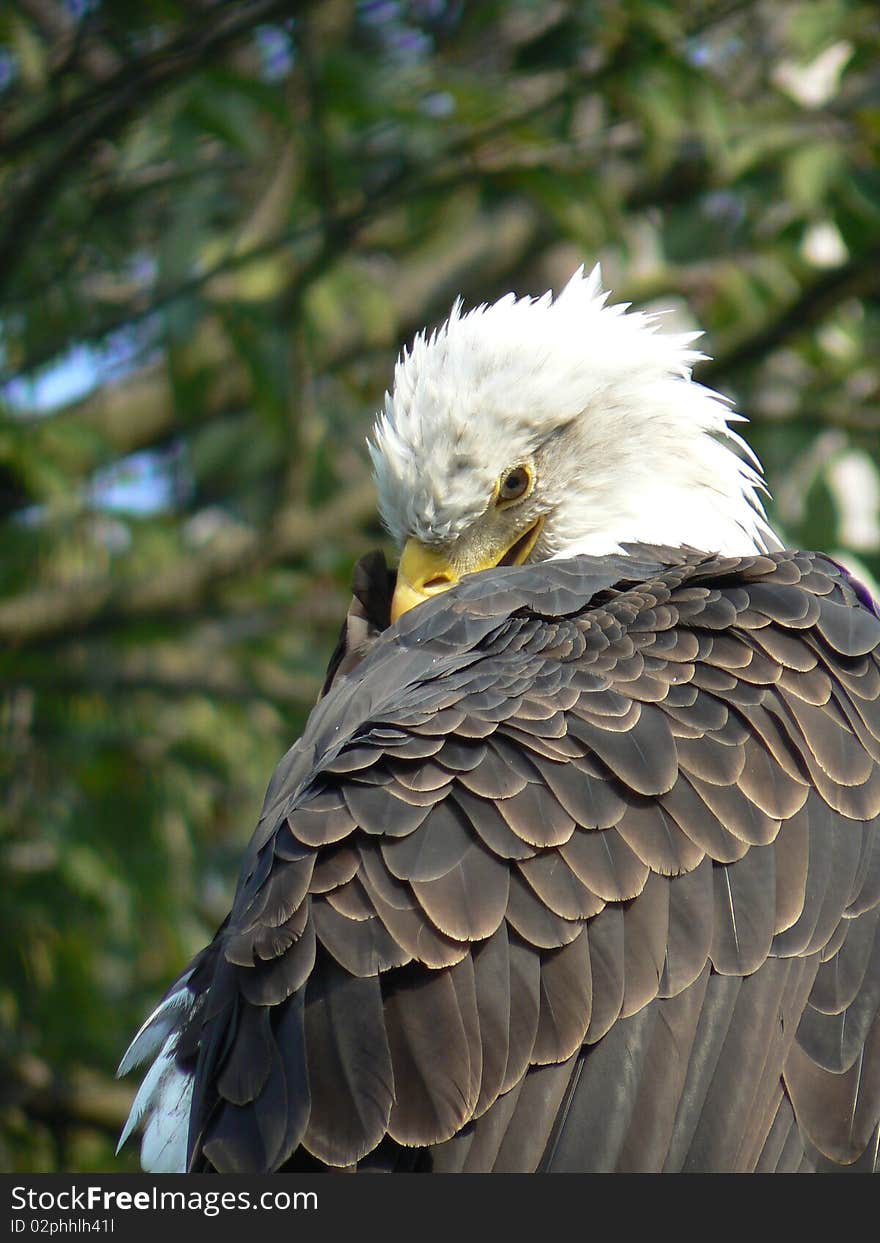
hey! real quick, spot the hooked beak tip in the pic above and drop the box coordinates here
[390,540,461,623]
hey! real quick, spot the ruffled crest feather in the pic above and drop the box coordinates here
[369,265,779,558]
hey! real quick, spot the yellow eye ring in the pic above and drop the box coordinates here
[495,464,533,507]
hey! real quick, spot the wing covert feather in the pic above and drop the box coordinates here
[128,548,880,1173]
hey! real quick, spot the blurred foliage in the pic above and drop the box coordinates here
[1,0,879,1172]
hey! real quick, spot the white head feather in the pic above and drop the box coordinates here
[369,265,781,559]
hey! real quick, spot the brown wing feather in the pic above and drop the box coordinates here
[146,547,880,1173]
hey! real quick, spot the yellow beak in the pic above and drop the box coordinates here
[390,518,544,624]
[391,540,461,624]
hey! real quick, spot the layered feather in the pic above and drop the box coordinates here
[119,546,880,1173]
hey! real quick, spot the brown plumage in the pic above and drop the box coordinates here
[120,545,880,1172]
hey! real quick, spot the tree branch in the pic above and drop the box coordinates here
[0,0,303,294]
[5,627,333,705]
[1,0,298,161]
[703,241,880,385]
[3,1058,133,1140]
[0,479,378,649]
[14,0,122,83]
[2,33,646,372]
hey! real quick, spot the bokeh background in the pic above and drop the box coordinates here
[2,0,879,1172]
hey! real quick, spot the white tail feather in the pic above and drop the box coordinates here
[117,976,194,1077]
[117,981,196,1173]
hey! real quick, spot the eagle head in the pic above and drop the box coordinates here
[369,265,780,621]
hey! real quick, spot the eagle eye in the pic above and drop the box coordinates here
[496,465,532,506]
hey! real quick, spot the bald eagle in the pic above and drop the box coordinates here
[119,267,880,1173]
